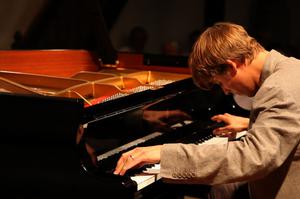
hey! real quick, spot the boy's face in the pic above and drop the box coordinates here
[213,66,256,97]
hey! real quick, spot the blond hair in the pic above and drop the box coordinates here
[189,22,264,90]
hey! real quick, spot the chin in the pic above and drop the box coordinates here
[235,90,254,97]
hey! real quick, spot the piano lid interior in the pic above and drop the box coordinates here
[0,70,191,108]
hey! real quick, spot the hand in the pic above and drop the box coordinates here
[143,110,191,132]
[114,145,162,176]
[211,113,249,137]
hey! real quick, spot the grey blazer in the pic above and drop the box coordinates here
[160,50,300,199]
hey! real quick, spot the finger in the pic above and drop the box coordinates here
[114,149,136,175]
[211,115,225,122]
[114,153,129,175]
[211,114,230,123]
[228,132,237,139]
[224,113,233,117]
[168,110,191,120]
[119,151,144,176]
[213,127,232,136]
[213,125,238,137]
[154,121,172,132]
[117,147,147,176]
[119,159,132,176]
[213,131,232,137]
[174,110,192,120]
[216,131,236,138]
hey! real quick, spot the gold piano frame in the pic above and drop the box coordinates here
[0,50,191,106]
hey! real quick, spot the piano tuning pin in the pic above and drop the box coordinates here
[98,58,103,67]
[147,71,151,84]
[120,76,125,90]
[115,60,120,66]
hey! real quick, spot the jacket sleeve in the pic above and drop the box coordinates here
[160,86,300,185]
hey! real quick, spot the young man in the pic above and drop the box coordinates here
[114,22,300,198]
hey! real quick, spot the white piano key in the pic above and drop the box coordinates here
[171,123,183,128]
[200,130,247,145]
[200,136,228,145]
[143,164,160,174]
[183,120,193,125]
[171,120,193,128]
[235,130,247,138]
[130,175,156,191]
[130,164,162,191]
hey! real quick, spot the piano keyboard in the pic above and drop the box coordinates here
[130,130,247,191]
[95,119,246,191]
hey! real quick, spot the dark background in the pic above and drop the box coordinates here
[0,0,299,63]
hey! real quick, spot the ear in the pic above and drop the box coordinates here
[225,59,238,77]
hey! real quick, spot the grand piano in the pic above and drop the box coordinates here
[0,1,249,198]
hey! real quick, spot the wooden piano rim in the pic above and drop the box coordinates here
[0,49,101,77]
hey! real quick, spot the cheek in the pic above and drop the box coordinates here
[222,79,234,89]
